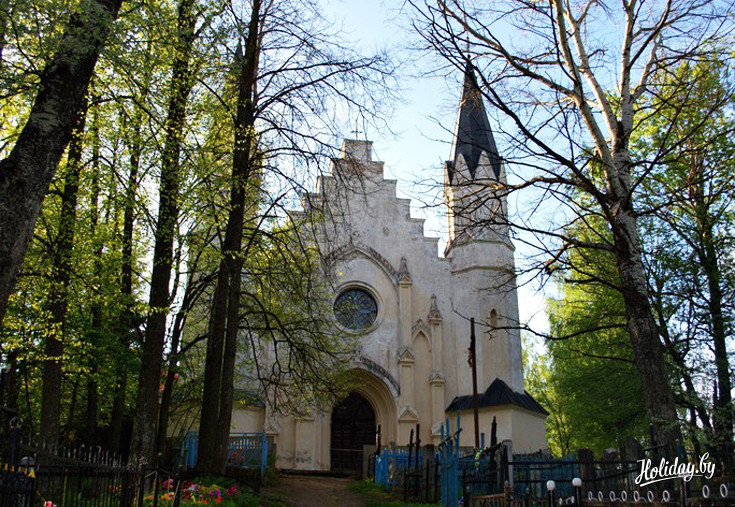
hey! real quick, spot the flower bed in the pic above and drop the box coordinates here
[144,478,258,507]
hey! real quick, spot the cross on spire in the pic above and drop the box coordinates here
[351,120,364,139]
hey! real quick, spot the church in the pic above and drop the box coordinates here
[229,65,547,471]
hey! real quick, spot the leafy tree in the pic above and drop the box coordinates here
[0,0,394,464]
[130,0,200,463]
[195,0,263,472]
[541,57,735,457]
[634,57,735,463]
[522,336,573,457]
[529,207,648,455]
[105,0,173,452]
[0,0,123,323]
[39,96,90,447]
[546,247,648,455]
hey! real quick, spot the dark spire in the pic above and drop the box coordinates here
[234,39,244,65]
[447,62,501,183]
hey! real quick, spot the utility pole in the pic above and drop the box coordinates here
[469,317,480,450]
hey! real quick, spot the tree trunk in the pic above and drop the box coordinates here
[1,350,19,452]
[196,266,228,472]
[0,0,122,325]
[702,246,732,462]
[197,0,262,474]
[611,203,682,450]
[156,310,185,456]
[86,106,102,446]
[214,269,243,466]
[66,374,81,440]
[111,89,147,453]
[694,194,732,464]
[40,97,89,448]
[130,0,197,462]
[652,289,713,440]
[86,350,99,445]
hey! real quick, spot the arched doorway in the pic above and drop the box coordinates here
[330,392,376,472]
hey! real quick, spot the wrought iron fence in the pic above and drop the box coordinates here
[403,454,440,504]
[461,445,509,500]
[29,447,146,507]
[375,449,423,488]
[511,453,581,498]
[0,426,183,507]
[0,463,34,507]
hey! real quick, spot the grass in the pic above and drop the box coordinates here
[257,490,289,507]
[348,479,438,507]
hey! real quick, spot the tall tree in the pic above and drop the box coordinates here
[84,100,103,446]
[130,0,198,462]
[111,36,155,452]
[196,0,264,473]
[522,338,573,457]
[634,58,735,464]
[40,97,89,448]
[0,0,123,324]
[410,0,732,448]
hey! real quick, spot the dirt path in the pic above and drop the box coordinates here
[270,474,366,507]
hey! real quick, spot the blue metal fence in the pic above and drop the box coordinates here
[375,449,425,488]
[181,431,268,477]
[439,414,462,507]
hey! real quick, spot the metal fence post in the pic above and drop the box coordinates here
[136,460,146,507]
[152,459,161,507]
[434,453,439,503]
[680,476,687,507]
[260,431,268,479]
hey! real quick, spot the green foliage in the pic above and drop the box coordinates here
[544,219,648,456]
[522,336,571,457]
[631,55,735,454]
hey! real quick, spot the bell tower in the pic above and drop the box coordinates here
[445,62,524,393]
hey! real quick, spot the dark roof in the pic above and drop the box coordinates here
[446,377,549,416]
[446,62,502,183]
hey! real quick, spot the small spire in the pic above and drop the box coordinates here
[234,39,243,63]
[230,40,244,80]
[428,294,442,322]
[398,256,411,283]
[447,61,501,183]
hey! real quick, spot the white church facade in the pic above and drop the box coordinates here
[230,65,547,471]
